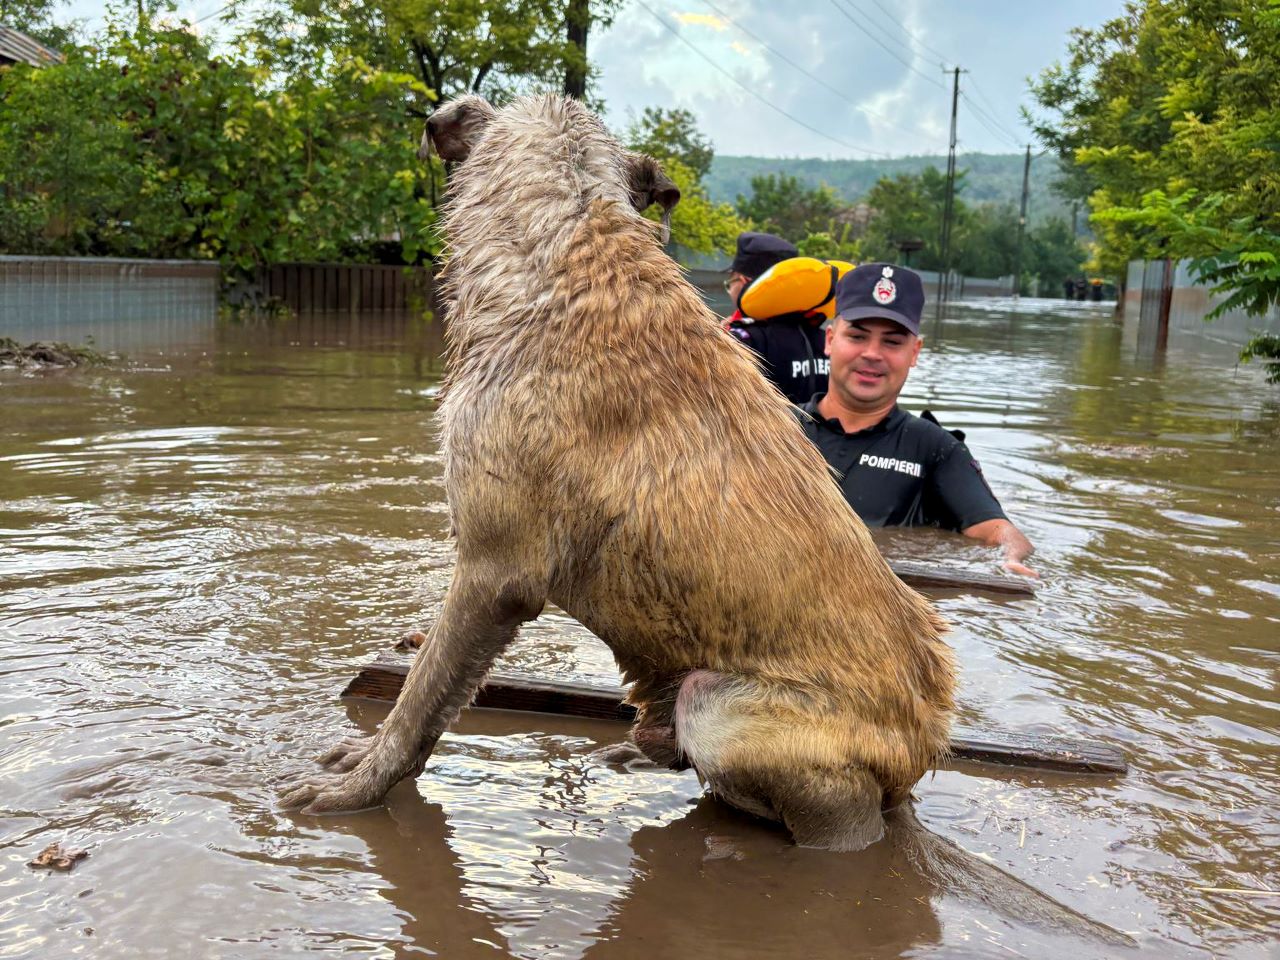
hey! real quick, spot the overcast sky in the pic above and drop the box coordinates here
[63,0,1123,159]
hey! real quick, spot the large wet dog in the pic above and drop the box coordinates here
[281,94,954,851]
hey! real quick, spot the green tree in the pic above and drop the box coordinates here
[953,203,1019,279]
[735,172,843,244]
[625,107,713,181]
[1029,0,1280,326]
[796,227,861,263]
[1026,216,1087,291]
[623,106,745,257]
[859,167,956,270]
[247,1,623,211]
[652,157,745,257]
[256,0,621,107]
[0,19,437,267]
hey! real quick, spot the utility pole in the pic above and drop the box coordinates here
[1012,143,1032,297]
[937,66,962,319]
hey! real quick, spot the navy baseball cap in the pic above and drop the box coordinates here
[835,262,925,335]
[728,231,798,278]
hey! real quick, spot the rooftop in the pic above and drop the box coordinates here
[0,25,64,67]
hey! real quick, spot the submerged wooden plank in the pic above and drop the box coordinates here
[887,560,1036,597]
[341,661,1126,774]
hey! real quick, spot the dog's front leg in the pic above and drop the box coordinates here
[280,562,545,814]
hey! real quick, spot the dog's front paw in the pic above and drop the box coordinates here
[318,735,374,773]
[278,771,385,815]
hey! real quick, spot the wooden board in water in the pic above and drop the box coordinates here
[887,560,1036,597]
[341,659,1126,775]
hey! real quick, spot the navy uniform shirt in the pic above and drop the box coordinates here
[795,395,1006,531]
[728,314,828,404]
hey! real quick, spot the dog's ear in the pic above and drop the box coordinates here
[626,154,681,243]
[419,96,496,164]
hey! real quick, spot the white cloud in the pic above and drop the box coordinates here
[596,0,1126,158]
[673,12,729,31]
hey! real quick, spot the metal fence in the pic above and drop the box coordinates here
[1123,258,1280,351]
[1,256,439,353]
[1,255,220,352]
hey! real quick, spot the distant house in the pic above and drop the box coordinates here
[0,25,64,67]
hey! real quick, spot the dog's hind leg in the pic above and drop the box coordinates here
[674,669,887,851]
[772,765,885,851]
[280,562,545,814]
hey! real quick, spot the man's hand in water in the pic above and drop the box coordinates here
[962,518,1039,579]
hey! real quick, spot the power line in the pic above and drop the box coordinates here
[960,92,1022,148]
[635,0,893,157]
[193,1,236,24]
[964,78,1024,143]
[841,0,947,70]
[862,0,952,64]
[832,0,1030,152]
[961,99,1020,148]
[696,0,936,143]
[826,0,946,91]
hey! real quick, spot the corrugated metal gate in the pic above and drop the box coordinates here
[1136,257,1174,356]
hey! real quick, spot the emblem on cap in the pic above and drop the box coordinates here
[873,265,897,305]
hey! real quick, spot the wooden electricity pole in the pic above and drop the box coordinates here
[937,66,963,319]
[1012,144,1032,297]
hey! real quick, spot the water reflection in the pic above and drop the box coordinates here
[1,302,1277,958]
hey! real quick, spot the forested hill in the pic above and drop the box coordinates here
[704,153,1073,226]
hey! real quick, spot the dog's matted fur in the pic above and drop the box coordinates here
[281,93,955,851]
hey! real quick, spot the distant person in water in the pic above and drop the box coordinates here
[722,231,797,326]
[795,262,1038,577]
[728,276,840,404]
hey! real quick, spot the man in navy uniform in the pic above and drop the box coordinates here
[723,231,829,403]
[723,231,798,324]
[796,262,1037,576]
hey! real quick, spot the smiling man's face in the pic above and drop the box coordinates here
[825,316,922,411]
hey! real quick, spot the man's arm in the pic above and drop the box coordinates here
[925,437,1038,578]
[962,518,1038,578]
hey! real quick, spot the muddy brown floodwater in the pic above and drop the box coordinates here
[1,300,1277,959]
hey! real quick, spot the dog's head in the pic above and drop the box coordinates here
[420,95,681,242]
[623,153,681,243]
[418,95,496,166]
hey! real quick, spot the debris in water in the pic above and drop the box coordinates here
[395,629,429,650]
[28,843,89,871]
[0,338,112,369]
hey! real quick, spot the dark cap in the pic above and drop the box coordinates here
[728,231,798,279]
[835,262,925,335]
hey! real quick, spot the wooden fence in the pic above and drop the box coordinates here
[252,262,435,313]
